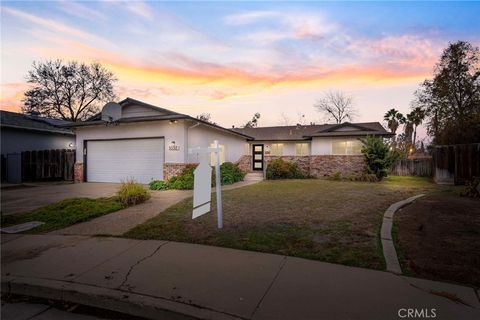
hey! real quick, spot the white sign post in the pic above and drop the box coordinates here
[189,140,223,229]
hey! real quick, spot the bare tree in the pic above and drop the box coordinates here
[22,60,117,121]
[314,91,357,123]
[243,112,261,128]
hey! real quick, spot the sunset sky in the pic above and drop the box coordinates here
[1,1,479,139]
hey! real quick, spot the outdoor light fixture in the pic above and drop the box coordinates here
[169,120,178,124]
[68,142,75,148]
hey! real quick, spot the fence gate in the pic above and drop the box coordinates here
[21,149,76,182]
[391,159,433,177]
[433,143,480,185]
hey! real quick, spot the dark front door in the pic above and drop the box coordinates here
[252,144,264,171]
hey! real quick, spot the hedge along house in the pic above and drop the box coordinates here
[67,98,392,183]
[233,122,393,177]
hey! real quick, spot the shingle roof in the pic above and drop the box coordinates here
[0,110,74,135]
[233,122,392,140]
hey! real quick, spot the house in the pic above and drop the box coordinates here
[0,110,75,183]
[67,98,392,183]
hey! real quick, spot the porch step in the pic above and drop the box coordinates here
[244,172,264,181]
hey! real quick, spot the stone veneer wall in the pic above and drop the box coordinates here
[309,155,365,178]
[236,155,253,173]
[74,163,84,183]
[264,156,311,173]
[163,163,198,181]
[264,155,365,178]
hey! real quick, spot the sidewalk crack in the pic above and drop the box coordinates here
[119,241,169,290]
[250,256,287,318]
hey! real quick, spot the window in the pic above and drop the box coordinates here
[210,144,225,166]
[270,143,283,156]
[332,139,363,155]
[295,143,309,156]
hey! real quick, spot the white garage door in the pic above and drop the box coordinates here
[86,138,164,184]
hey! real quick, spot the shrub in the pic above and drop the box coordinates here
[149,180,168,190]
[360,136,399,180]
[219,162,245,185]
[117,179,151,206]
[461,177,480,198]
[354,173,379,183]
[329,171,342,181]
[168,166,196,190]
[266,158,308,180]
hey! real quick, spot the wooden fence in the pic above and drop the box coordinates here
[433,143,480,185]
[21,149,76,182]
[391,159,433,177]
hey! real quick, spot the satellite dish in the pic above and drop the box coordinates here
[101,102,122,122]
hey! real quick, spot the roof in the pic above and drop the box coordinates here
[65,98,253,140]
[233,122,393,141]
[0,110,74,135]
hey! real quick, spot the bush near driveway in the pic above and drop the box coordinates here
[149,162,245,190]
[126,177,456,270]
[117,180,151,206]
[2,181,152,234]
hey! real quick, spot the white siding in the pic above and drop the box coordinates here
[75,120,186,163]
[187,123,247,163]
[121,104,166,118]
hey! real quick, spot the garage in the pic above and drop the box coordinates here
[86,138,164,184]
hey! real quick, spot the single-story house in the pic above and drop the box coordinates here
[66,98,393,183]
[0,110,75,183]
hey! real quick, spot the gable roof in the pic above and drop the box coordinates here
[233,122,392,141]
[0,110,74,135]
[64,98,253,139]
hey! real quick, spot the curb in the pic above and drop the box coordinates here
[1,276,243,320]
[381,194,425,274]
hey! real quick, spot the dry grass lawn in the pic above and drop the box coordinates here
[125,176,458,270]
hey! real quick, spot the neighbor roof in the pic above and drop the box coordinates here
[0,110,74,135]
[64,98,253,140]
[233,122,393,141]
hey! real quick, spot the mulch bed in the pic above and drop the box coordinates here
[396,193,480,287]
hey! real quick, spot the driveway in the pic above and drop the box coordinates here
[1,183,119,215]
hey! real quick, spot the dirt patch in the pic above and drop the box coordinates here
[396,193,480,287]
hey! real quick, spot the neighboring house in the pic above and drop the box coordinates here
[67,97,393,183]
[0,110,75,183]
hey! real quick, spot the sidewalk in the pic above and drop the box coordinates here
[2,234,479,320]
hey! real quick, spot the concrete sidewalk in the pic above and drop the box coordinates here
[1,235,479,320]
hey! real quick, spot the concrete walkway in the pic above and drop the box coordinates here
[2,234,479,320]
[51,180,261,236]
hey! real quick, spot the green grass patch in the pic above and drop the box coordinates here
[1,197,125,233]
[126,177,455,270]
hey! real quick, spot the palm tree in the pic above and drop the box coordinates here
[404,112,414,145]
[384,109,405,141]
[409,107,426,146]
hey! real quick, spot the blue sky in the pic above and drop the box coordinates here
[1,1,479,139]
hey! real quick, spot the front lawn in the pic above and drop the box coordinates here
[125,177,455,270]
[1,198,125,234]
[395,193,480,287]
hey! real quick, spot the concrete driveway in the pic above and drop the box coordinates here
[1,183,119,215]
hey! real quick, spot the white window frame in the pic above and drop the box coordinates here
[295,143,309,156]
[332,139,363,155]
[270,143,283,156]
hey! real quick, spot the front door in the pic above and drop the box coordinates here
[252,144,264,171]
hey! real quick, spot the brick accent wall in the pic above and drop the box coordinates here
[309,155,365,178]
[236,155,252,173]
[163,163,198,181]
[74,163,84,183]
[264,155,365,178]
